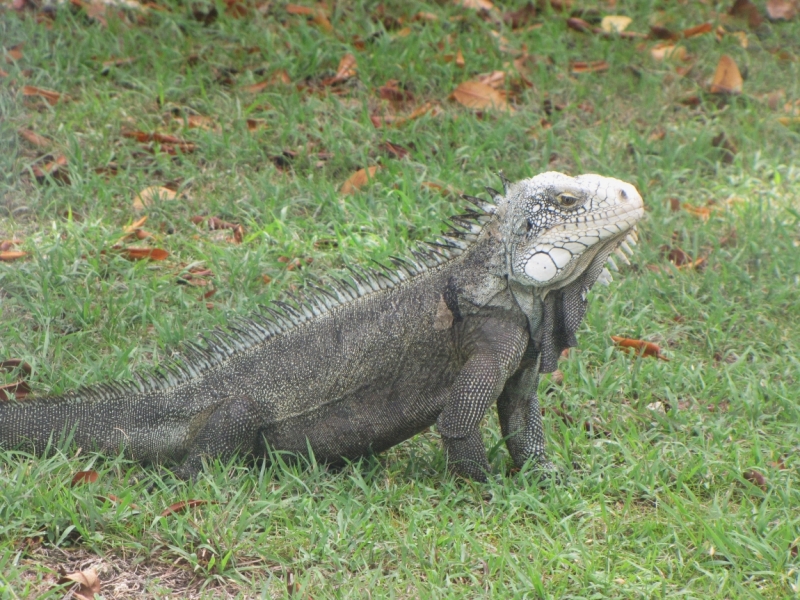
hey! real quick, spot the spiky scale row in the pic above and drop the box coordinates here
[21,193,499,409]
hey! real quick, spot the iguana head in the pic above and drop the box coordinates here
[495,172,644,289]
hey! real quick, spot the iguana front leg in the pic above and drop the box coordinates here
[496,348,555,474]
[436,318,528,481]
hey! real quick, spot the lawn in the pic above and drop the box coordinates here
[1,0,799,597]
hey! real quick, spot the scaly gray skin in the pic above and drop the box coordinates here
[0,172,644,481]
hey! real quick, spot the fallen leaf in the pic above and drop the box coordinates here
[682,22,712,37]
[451,80,510,110]
[133,186,177,212]
[120,247,169,261]
[611,336,669,361]
[377,80,415,104]
[456,0,495,10]
[477,70,506,89]
[285,3,316,15]
[22,85,62,105]
[709,55,743,94]
[414,11,439,22]
[207,217,245,243]
[0,380,31,400]
[285,3,332,31]
[766,0,798,20]
[742,469,767,490]
[0,250,27,262]
[181,114,217,131]
[711,131,737,164]
[335,53,358,79]
[731,31,748,47]
[161,499,214,516]
[729,0,763,28]
[341,166,380,195]
[601,15,632,33]
[380,141,409,159]
[650,44,687,61]
[0,358,31,375]
[18,128,51,148]
[56,569,100,600]
[503,2,537,29]
[32,155,69,183]
[122,130,196,154]
[566,17,593,33]
[4,43,22,63]
[101,56,135,73]
[242,69,291,93]
[649,25,679,40]
[682,202,712,220]
[570,60,610,74]
[71,470,99,486]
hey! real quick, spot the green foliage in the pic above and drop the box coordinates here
[1,0,799,597]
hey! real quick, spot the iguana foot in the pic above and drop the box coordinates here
[442,433,491,482]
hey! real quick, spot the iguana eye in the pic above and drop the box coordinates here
[557,193,580,208]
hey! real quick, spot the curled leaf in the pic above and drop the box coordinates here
[71,470,99,487]
[709,55,743,95]
[341,166,380,195]
[56,568,100,600]
[611,336,669,361]
[120,247,169,261]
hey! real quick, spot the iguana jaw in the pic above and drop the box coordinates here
[503,173,644,289]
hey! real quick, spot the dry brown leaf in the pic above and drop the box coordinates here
[743,470,767,490]
[134,186,176,212]
[161,499,214,517]
[18,128,51,148]
[6,43,23,61]
[709,55,743,94]
[242,69,291,93]
[503,2,537,29]
[451,80,510,110]
[455,49,465,67]
[601,15,632,33]
[179,114,217,131]
[682,22,712,37]
[341,166,380,195]
[611,336,669,361]
[32,154,69,183]
[381,141,409,159]
[570,60,610,74]
[682,202,712,220]
[324,53,357,85]
[57,569,100,600]
[456,0,495,10]
[22,85,62,105]
[285,3,316,15]
[766,0,798,20]
[650,44,686,61]
[0,250,27,262]
[566,17,592,32]
[120,247,169,261]
[71,470,99,486]
[729,0,764,28]
[477,70,506,89]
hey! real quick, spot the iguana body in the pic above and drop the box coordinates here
[0,172,644,481]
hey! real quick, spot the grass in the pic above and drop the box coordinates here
[1,0,799,597]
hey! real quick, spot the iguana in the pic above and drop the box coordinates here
[0,172,643,481]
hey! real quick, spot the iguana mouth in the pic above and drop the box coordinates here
[522,190,644,288]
